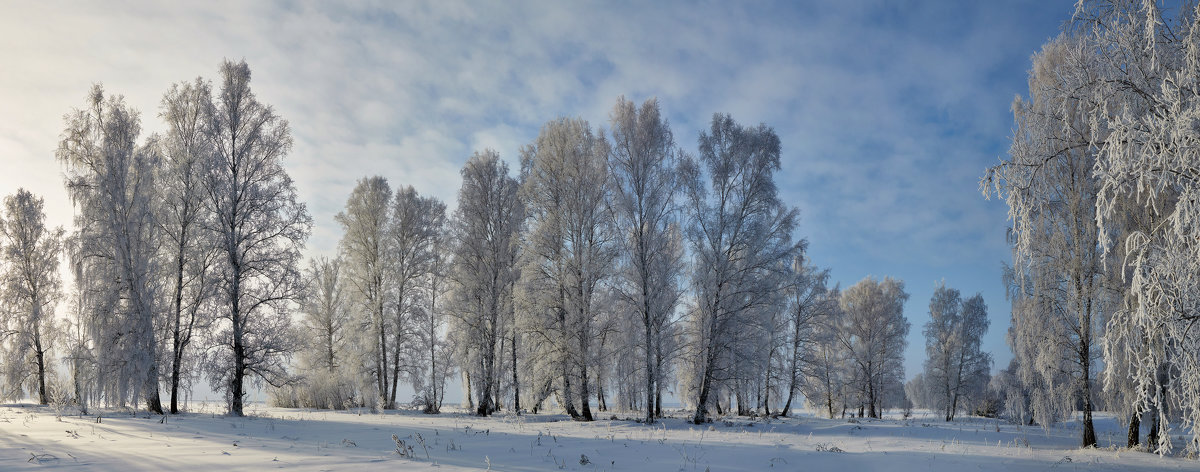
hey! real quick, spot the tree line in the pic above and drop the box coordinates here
[274,96,933,425]
[0,58,1002,427]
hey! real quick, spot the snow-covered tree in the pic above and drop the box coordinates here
[61,268,96,413]
[780,256,830,416]
[955,295,992,413]
[336,176,392,408]
[607,96,684,423]
[57,85,165,413]
[411,231,453,413]
[299,257,347,375]
[800,286,846,418]
[1068,0,1200,454]
[989,357,1032,425]
[276,256,356,409]
[520,117,616,421]
[449,150,523,417]
[983,32,1112,447]
[203,60,310,416]
[0,189,64,404]
[837,276,909,419]
[679,114,803,423]
[382,186,444,408]
[922,283,992,421]
[157,77,218,414]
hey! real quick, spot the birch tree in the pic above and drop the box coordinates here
[449,150,523,417]
[837,276,909,419]
[299,257,347,375]
[57,86,165,413]
[780,256,830,416]
[203,60,310,416]
[607,96,683,423]
[982,33,1110,447]
[520,118,615,421]
[680,113,803,424]
[0,189,64,404]
[336,176,392,408]
[158,77,218,413]
[1078,0,1200,454]
[922,284,992,421]
[411,232,453,413]
[800,287,845,418]
[283,256,355,408]
[383,187,444,408]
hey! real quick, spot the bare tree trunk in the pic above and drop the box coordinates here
[693,350,715,423]
[136,289,164,415]
[231,321,245,416]
[171,247,186,414]
[377,304,389,409]
[389,293,404,409]
[596,371,606,412]
[35,329,48,405]
[511,332,520,413]
[477,313,497,416]
[655,383,663,418]
[1080,290,1097,448]
[1127,412,1140,448]
[1148,402,1161,450]
[654,344,665,419]
[476,355,493,416]
[645,308,655,423]
[230,269,246,417]
[867,380,878,419]
[464,370,474,411]
[171,350,183,413]
[578,311,594,421]
[1081,372,1097,447]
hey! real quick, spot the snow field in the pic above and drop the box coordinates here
[0,404,1196,471]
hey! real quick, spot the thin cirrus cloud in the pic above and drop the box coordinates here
[0,0,1074,378]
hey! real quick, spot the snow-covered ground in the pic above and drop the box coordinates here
[0,403,1196,471]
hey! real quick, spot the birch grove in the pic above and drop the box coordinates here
[17,56,1018,431]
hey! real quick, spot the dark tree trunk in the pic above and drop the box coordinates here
[230,271,245,417]
[645,308,655,423]
[578,363,594,421]
[1148,410,1160,450]
[171,353,182,414]
[511,332,520,413]
[231,320,245,416]
[1127,413,1140,448]
[377,304,389,409]
[560,358,580,418]
[693,356,714,423]
[389,293,404,409]
[596,371,606,412]
[35,333,47,405]
[1080,345,1097,447]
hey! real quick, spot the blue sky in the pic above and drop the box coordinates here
[0,1,1076,385]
